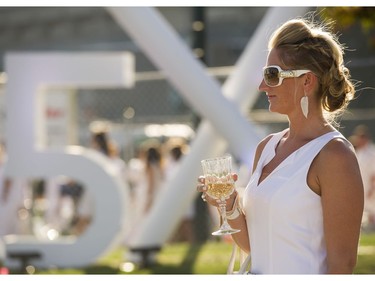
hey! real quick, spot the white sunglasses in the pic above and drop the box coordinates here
[263,65,311,87]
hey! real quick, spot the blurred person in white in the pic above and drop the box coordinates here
[141,141,164,216]
[197,17,364,274]
[350,125,375,230]
[74,130,129,235]
[124,146,145,240]
[108,141,128,186]
[106,140,131,241]
[91,130,129,187]
[127,146,145,203]
[124,140,164,265]
[164,138,194,243]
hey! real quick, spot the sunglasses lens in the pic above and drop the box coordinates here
[264,67,280,86]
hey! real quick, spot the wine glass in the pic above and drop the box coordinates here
[201,155,240,236]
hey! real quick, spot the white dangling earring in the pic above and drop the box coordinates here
[300,93,309,118]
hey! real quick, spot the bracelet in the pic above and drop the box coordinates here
[226,206,242,220]
[225,192,243,220]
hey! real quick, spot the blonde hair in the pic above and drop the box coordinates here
[268,17,355,121]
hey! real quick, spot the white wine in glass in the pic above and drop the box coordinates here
[201,155,240,236]
[206,182,234,199]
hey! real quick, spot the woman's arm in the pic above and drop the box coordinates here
[312,138,364,274]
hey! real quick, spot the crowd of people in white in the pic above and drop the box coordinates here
[0,130,194,244]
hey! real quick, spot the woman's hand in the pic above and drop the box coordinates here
[196,173,238,210]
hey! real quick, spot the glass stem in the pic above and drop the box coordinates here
[219,201,231,229]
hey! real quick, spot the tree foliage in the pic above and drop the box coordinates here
[320,7,375,31]
[319,7,375,48]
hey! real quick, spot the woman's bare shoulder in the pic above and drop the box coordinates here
[319,137,356,163]
[314,136,360,182]
[309,136,362,196]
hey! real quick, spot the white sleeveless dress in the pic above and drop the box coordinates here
[243,129,344,274]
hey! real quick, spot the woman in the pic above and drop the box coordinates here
[197,18,364,274]
[144,146,164,213]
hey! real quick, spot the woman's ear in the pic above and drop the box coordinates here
[303,72,317,92]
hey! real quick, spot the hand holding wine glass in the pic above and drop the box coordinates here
[200,155,240,236]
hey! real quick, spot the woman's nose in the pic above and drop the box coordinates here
[258,79,267,92]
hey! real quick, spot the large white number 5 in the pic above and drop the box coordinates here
[3,52,134,268]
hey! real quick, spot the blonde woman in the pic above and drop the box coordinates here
[198,17,364,274]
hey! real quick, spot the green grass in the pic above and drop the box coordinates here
[359,232,375,246]
[355,231,375,274]
[35,241,235,274]
[11,232,375,274]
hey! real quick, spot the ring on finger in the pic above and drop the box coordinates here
[197,183,206,192]
[201,193,207,202]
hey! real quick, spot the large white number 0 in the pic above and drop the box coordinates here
[4,52,134,268]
